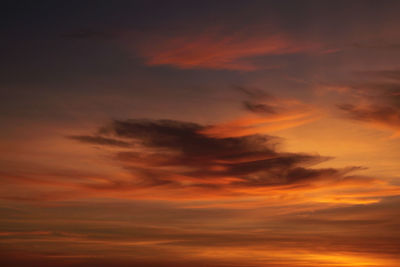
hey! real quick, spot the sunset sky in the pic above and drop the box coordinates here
[1,1,400,266]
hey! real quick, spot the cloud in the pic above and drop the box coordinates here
[338,104,400,137]
[68,135,131,147]
[130,28,320,71]
[337,70,400,137]
[2,89,396,204]
[70,118,372,199]
[1,197,400,267]
[203,87,320,138]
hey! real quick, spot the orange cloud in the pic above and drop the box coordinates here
[131,28,320,71]
[202,91,320,138]
[2,89,398,206]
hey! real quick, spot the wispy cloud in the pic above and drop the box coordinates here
[131,28,320,71]
[68,135,132,147]
[203,87,320,137]
[337,70,400,137]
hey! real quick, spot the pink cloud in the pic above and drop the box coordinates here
[130,28,320,71]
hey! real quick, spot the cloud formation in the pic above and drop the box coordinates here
[1,196,400,267]
[203,87,319,138]
[69,118,378,201]
[337,70,400,137]
[131,28,319,71]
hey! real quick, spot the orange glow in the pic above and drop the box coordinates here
[2,2,400,267]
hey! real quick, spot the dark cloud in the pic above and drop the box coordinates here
[337,70,400,135]
[72,119,363,192]
[236,86,277,114]
[234,86,274,99]
[236,87,313,121]
[243,100,276,114]
[338,104,400,124]
[68,135,131,147]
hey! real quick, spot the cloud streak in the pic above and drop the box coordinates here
[337,70,400,137]
[203,88,320,138]
[131,28,320,71]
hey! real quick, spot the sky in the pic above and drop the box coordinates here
[1,1,400,266]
